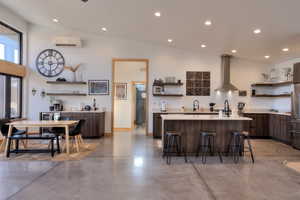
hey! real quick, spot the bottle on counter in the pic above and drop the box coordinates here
[218,110,223,118]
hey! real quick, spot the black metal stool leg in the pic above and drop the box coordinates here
[233,135,240,164]
[15,139,19,154]
[51,139,54,157]
[56,136,61,153]
[202,136,209,164]
[166,136,173,165]
[246,135,255,163]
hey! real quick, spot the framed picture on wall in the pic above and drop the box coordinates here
[115,83,127,100]
[88,80,109,95]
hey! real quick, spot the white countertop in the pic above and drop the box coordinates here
[42,111,105,113]
[153,109,291,116]
[161,114,252,121]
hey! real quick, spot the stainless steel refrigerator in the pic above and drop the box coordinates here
[291,63,300,149]
[292,63,300,119]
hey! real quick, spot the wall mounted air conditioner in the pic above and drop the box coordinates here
[53,36,82,47]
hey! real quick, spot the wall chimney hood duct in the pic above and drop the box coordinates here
[215,54,238,92]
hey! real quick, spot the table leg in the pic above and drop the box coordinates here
[4,125,13,155]
[24,127,28,149]
[162,119,164,153]
[65,125,70,155]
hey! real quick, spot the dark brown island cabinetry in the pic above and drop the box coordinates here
[152,112,218,138]
[40,112,105,138]
[154,112,292,145]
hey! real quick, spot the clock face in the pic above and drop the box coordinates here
[36,49,65,77]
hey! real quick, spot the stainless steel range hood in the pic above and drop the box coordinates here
[215,54,238,92]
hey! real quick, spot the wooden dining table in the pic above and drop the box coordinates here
[5,120,78,155]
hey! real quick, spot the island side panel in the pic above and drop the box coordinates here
[164,120,244,153]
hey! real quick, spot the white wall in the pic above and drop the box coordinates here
[26,24,272,133]
[0,3,28,116]
[114,61,146,128]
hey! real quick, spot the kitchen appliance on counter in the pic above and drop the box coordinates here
[84,105,92,111]
[160,101,167,112]
[237,102,246,115]
[193,99,200,111]
[291,63,300,149]
[53,100,63,111]
[223,100,231,117]
[209,103,216,112]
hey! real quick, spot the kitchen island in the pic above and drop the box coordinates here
[161,114,252,153]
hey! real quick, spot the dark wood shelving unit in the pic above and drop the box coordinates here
[251,81,292,87]
[252,94,291,97]
[153,82,184,86]
[153,94,184,97]
[46,81,87,85]
[46,93,87,96]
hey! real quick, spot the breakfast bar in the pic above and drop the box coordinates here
[161,114,252,153]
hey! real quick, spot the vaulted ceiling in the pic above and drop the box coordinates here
[1,0,300,63]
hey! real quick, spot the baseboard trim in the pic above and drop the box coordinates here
[113,128,132,132]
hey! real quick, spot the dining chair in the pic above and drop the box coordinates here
[62,119,85,153]
[0,119,27,151]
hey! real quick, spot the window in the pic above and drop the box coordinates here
[0,43,4,60]
[0,75,6,118]
[0,21,23,119]
[10,77,21,118]
[13,49,19,64]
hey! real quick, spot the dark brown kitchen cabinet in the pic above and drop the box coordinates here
[243,113,269,137]
[40,112,105,138]
[153,113,163,138]
[269,114,291,144]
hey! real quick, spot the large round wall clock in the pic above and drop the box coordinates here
[36,49,65,77]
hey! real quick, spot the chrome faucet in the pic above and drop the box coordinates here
[193,99,199,111]
[224,99,230,117]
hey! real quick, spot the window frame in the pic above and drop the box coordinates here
[0,21,23,119]
[0,21,23,65]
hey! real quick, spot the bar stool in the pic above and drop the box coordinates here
[196,131,223,164]
[228,131,254,163]
[163,131,187,165]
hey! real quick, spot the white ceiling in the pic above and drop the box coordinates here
[1,0,300,63]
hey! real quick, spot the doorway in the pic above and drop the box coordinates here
[112,59,148,135]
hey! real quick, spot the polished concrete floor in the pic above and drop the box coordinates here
[2,131,300,200]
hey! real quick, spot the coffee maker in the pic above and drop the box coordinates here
[237,102,245,115]
[53,100,64,111]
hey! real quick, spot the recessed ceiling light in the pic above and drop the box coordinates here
[167,39,173,43]
[201,44,206,48]
[204,20,212,26]
[101,27,107,32]
[154,12,161,17]
[231,50,237,53]
[282,48,289,52]
[53,18,59,23]
[265,55,270,59]
[253,29,261,34]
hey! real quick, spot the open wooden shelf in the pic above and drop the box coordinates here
[153,83,183,86]
[251,81,292,87]
[46,81,87,85]
[153,94,184,97]
[46,93,87,96]
[252,94,291,98]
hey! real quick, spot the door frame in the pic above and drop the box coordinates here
[112,58,149,135]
